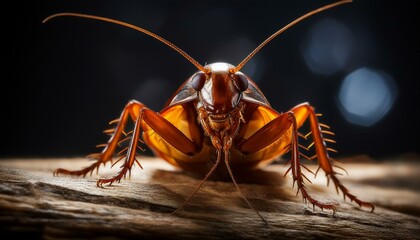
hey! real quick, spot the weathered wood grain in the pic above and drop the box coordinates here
[1,156,419,239]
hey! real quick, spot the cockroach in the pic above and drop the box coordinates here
[44,0,374,221]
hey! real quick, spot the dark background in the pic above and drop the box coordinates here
[3,0,419,160]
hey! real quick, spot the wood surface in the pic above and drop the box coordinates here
[0,155,419,239]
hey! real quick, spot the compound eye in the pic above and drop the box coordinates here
[191,72,207,91]
[233,72,249,92]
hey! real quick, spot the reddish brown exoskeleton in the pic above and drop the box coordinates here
[44,0,374,221]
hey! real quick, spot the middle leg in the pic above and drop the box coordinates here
[290,102,374,211]
[96,107,202,186]
[54,100,144,177]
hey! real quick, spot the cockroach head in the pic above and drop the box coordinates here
[191,63,249,114]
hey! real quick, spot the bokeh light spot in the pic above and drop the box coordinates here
[301,18,352,75]
[338,68,397,127]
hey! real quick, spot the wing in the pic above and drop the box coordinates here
[242,79,271,107]
[164,76,198,108]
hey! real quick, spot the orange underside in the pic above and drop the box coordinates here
[143,105,292,176]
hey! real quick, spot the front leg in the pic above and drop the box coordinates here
[238,112,337,211]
